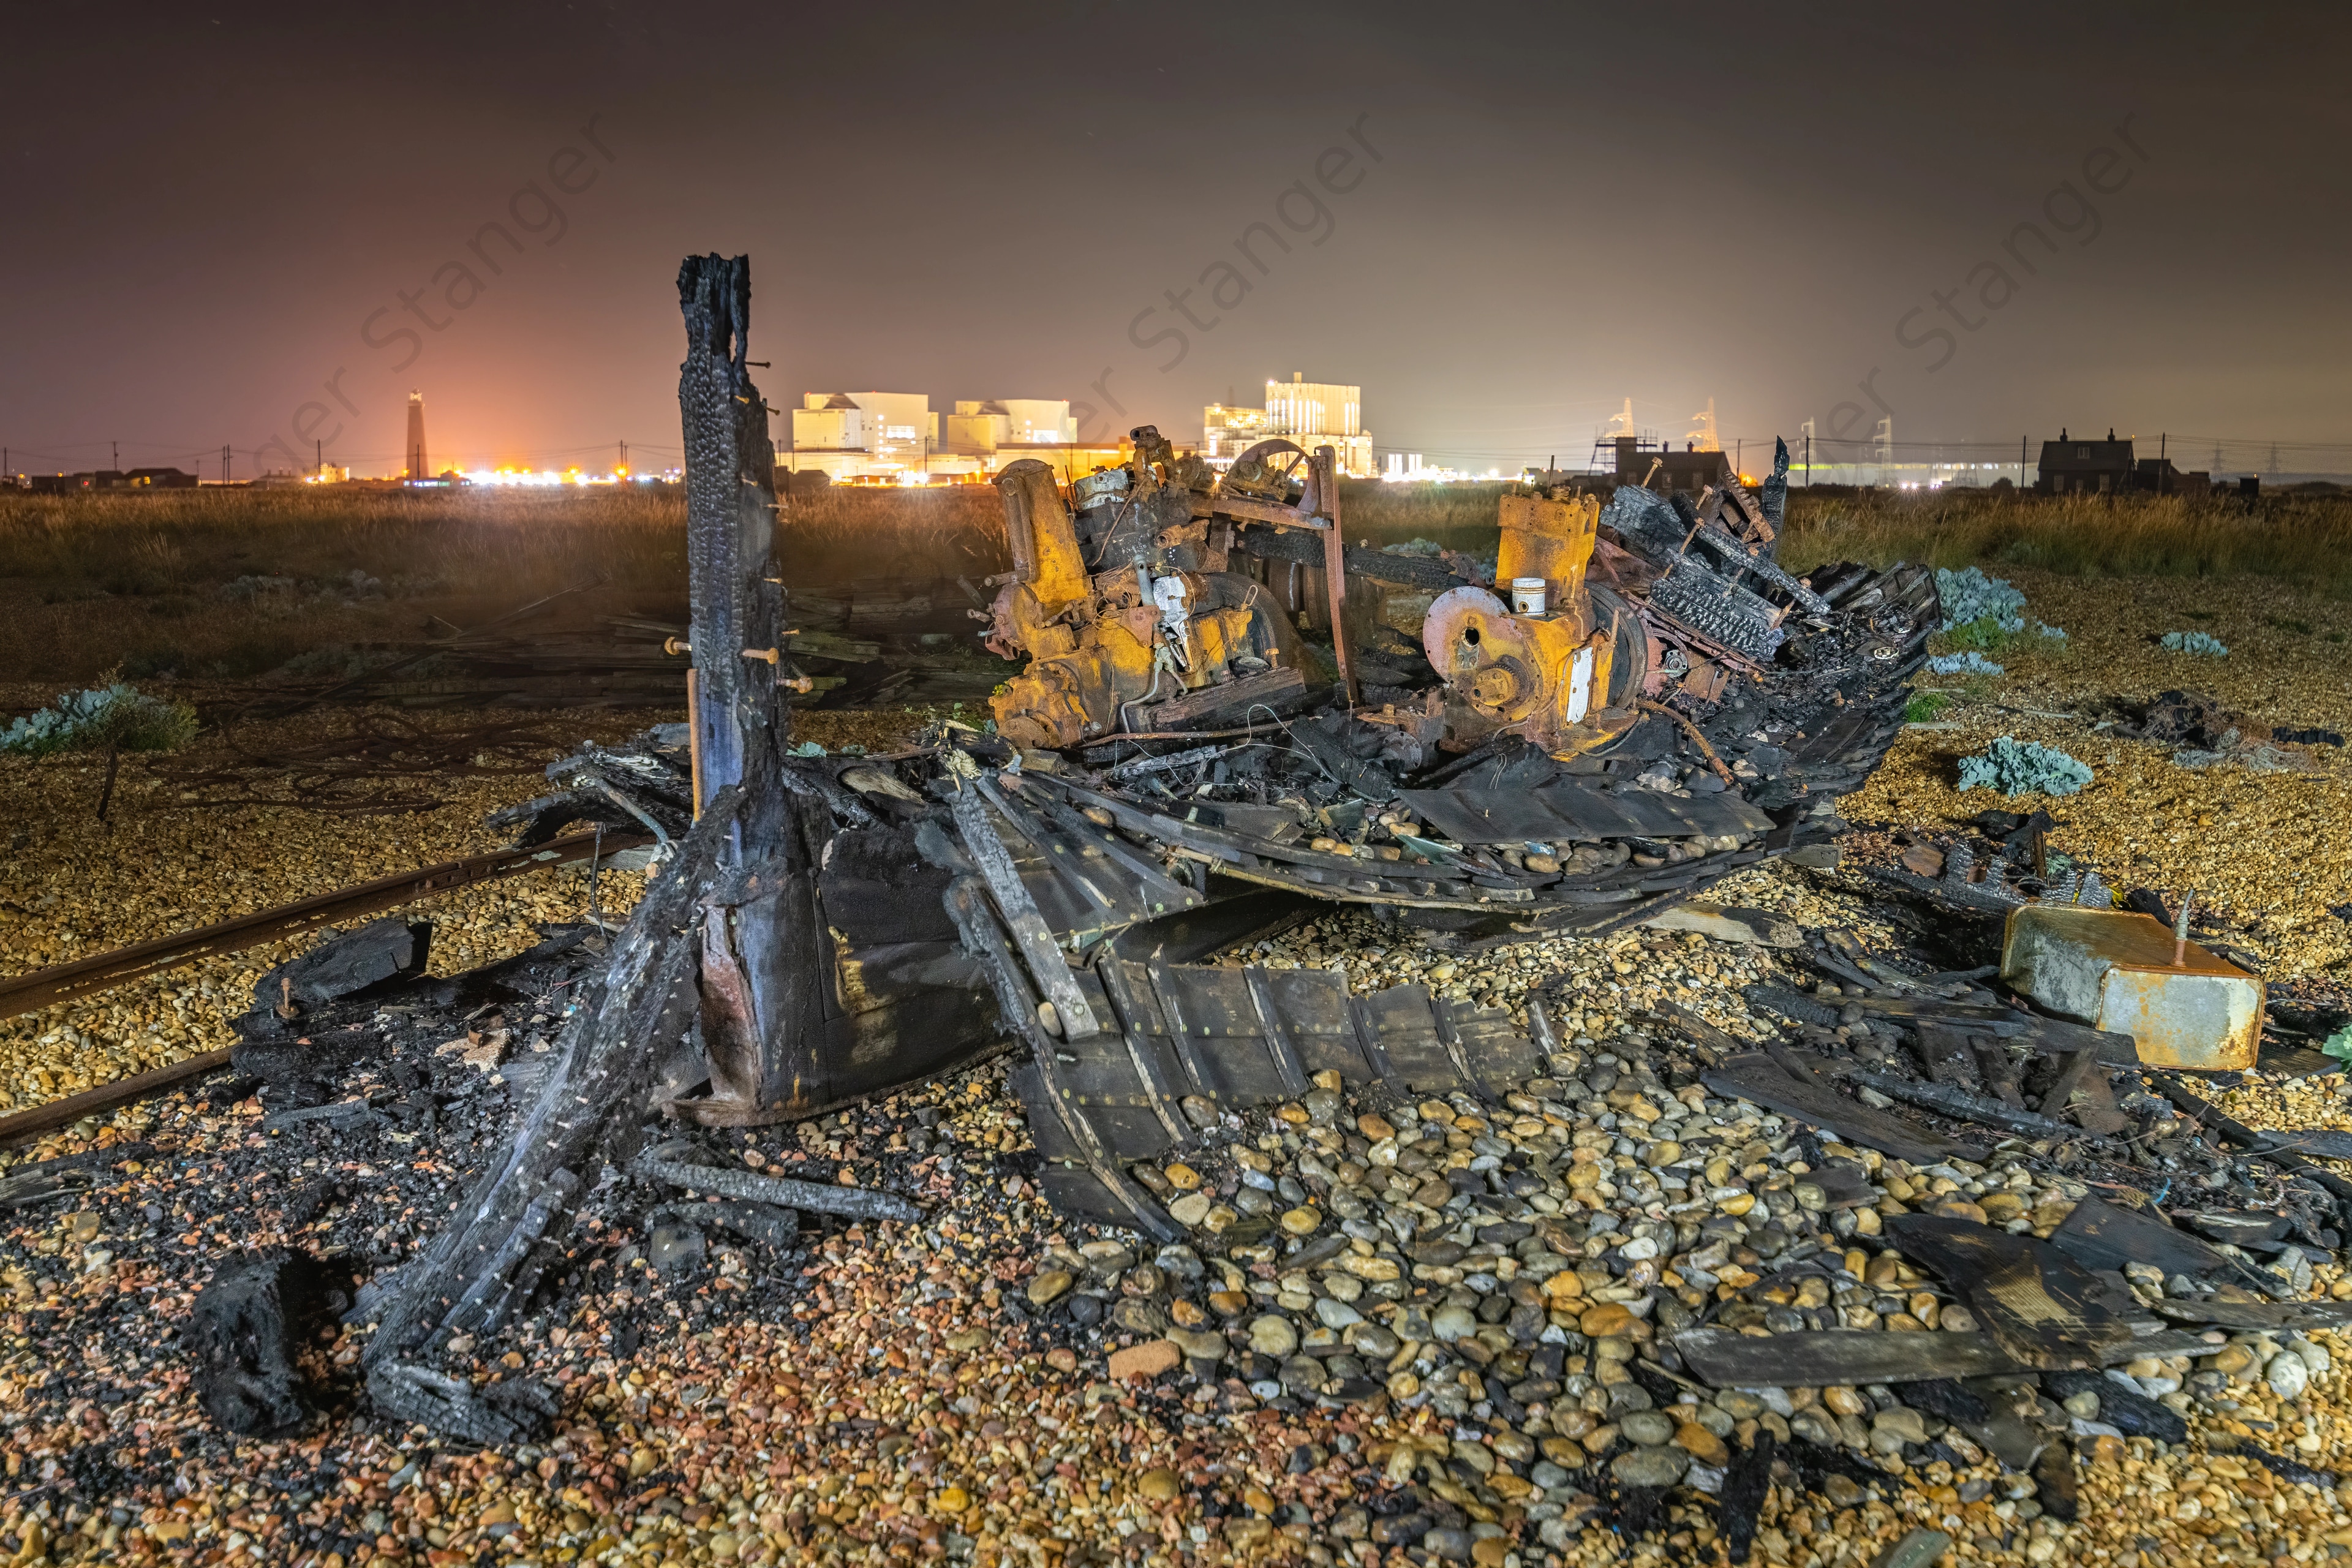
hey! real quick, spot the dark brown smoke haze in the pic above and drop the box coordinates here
[4,0,2346,475]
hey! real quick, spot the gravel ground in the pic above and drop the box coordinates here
[9,635,2352,1567]
[1841,572,2352,985]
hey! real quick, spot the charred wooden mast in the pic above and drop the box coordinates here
[363,256,818,1438]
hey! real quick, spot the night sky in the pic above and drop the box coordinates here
[6,1,2346,477]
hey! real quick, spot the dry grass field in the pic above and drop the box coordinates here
[2,476,2350,687]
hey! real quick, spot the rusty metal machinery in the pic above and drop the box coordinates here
[984,435,1311,747]
[1422,490,1653,757]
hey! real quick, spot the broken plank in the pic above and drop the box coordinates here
[2036,1046,2098,1123]
[1972,1035,2027,1109]
[634,1157,922,1223]
[1858,995,2018,1023]
[2249,1128,2352,1161]
[2051,1195,2269,1291]
[1675,1327,2030,1387]
[2067,1063,2130,1136]
[2258,1042,2341,1080]
[1702,1055,1986,1165]
[2150,1298,2352,1332]
[1844,1068,2081,1142]
[1886,1215,2133,1370]
[1913,1019,1983,1091]
[2152,1075,2352,1219]
[2040,1368,2187,1443]
[1646,1001,1751,1058]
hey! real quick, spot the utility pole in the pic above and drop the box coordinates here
[316,439,323,477]
[222,445,232,484]
[2021,435,2027,490]
[111,440,119,473]
[619,439,628,475]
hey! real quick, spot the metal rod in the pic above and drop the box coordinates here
[634,1156,923,1222]
[686,668,704,821]
[1317,446,1358,706]
[0,1048,232,1145]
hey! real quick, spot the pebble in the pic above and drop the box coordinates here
[1432,1304,1479,1341]
[1107,1338,1181,1381]
[1620,1410,1677,1446]
[1611,1444,1692,1487]
[1872,1406,1929,1448]
[1676,1420,1731,1465]
[1249,1314,1298,1357]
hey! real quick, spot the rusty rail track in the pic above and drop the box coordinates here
[0,827,650,1021]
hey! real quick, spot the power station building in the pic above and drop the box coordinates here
[1202,374,1374,477]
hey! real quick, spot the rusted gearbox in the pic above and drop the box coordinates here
[1423,491,1653,758]
[984,456,1302,747]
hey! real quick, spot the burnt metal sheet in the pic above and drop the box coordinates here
[1254,967,1369,1084]
[1024,959,1545,1226]
[1145,962,1297,1108]
[1450,1006,1547,1090]
[1398,785,1771,846]
[1357,984,1472,1093]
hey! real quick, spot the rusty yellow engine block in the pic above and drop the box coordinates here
[1422,491,1649,757]
[983,459,1300,748]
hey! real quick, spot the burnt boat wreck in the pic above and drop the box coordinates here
[328,255,1939,1439]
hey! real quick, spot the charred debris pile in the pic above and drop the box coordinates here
[21,254,2348,1558]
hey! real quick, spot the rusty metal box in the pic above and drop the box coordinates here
[1999,905,2264,1072]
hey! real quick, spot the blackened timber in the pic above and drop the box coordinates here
[365,785,738,1398]
[634,1156,922,1222]
[680,253,789,805]
[1913,1020,1983,1091]
[1885,1215,2131,1369]
[2151,1074,2352,1222]
[949,878,1175,1242]
[949,781,1102,1040]
[1702,1055,1986,1165]
[1844,1068,2082,1141]
[1675,1327,2034,1386]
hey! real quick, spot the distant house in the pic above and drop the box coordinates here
[2036,431,2134,494]
[2134,456,2208,495]
[1618,436,1733,496]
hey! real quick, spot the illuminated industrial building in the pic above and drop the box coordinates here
[786,392,1123,483]
[1202,374,1374,477]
